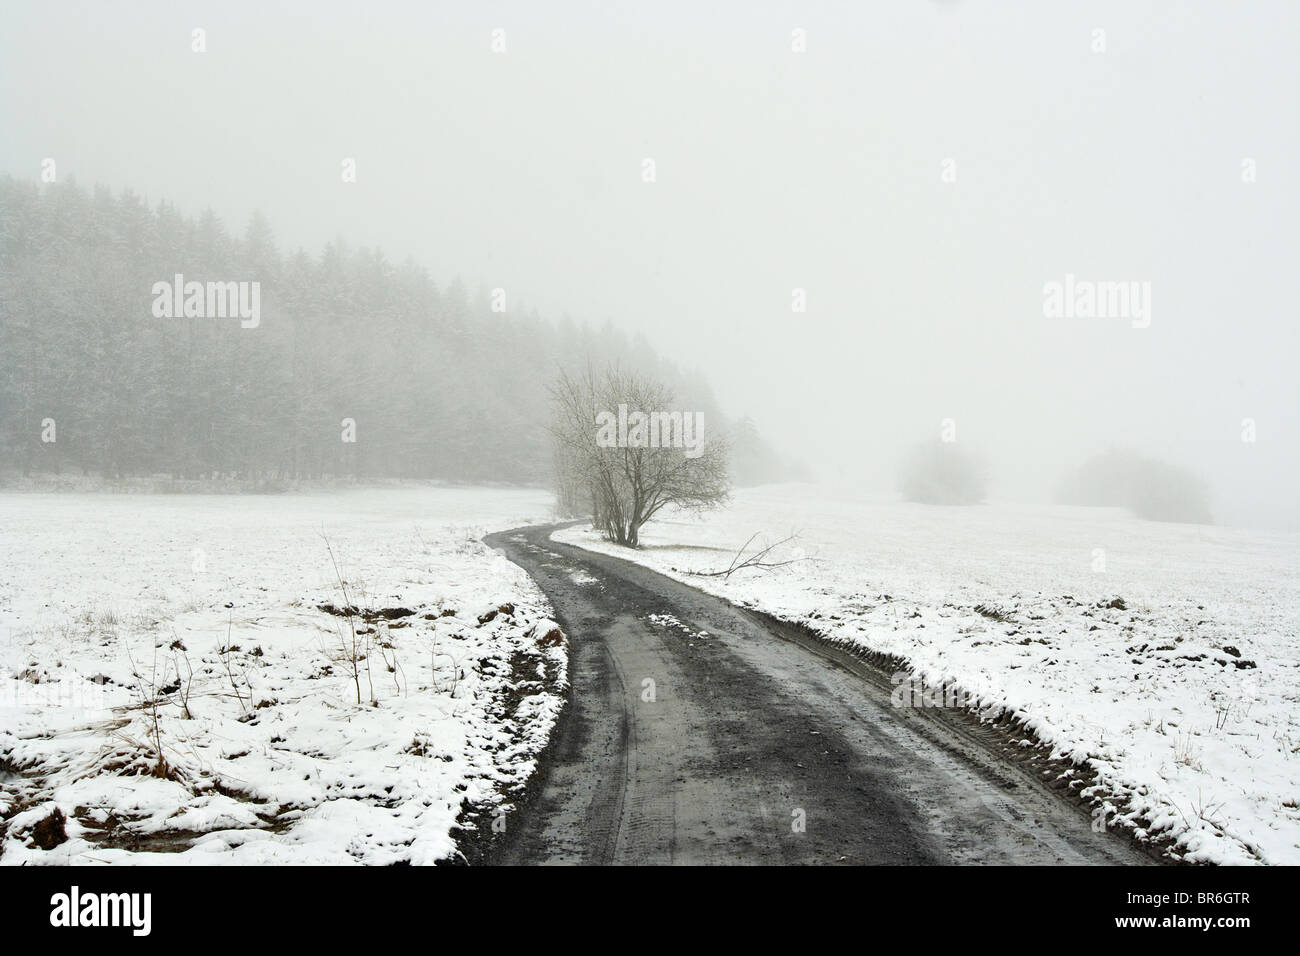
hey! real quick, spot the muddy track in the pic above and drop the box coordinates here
[482,524,1153,865]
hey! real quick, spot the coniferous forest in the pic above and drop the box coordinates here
[0,177,796,487]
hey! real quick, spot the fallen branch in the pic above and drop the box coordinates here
[691,532,807,580]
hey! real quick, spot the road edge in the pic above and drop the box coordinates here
[447,525,583,866]
[739,606,1179,865]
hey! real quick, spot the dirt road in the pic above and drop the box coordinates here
[483,524,1152,865]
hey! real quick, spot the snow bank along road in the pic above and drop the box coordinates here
[484,524,1153,865]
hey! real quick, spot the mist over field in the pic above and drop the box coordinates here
[2,1,1295,528]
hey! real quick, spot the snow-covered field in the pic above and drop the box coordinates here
[556,485,1300,865]
[0,487,563,864]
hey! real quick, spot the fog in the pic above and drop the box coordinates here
[3,1,1296,528]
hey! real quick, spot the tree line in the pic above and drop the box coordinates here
[0,177,799,487]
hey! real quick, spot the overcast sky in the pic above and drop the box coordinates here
[3,1,1296,528]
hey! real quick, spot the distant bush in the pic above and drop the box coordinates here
[728,416,810,487]
[900,442,987,505]
[1058,449,1211,524]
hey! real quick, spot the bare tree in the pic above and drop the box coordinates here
[550,365,730,547]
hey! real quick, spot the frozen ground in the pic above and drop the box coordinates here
[0,487,564,865]
[555,485,1300,865]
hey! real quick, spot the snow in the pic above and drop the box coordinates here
[555,484,1300,866]
[646,614,709,639]
[0,487,564,865]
